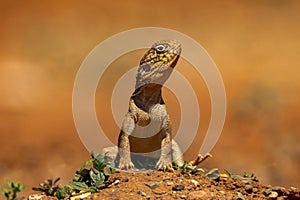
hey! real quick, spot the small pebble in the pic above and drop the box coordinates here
[242,179,250,184]
[196,168,206,173]
[180,194,187,199]
[28,194,44,200]
[167,181,174,186]
[290,186,297,191]
[190,179,200,187]
[269,191,278,198]
[236,192,245,200]
[172,185,185,191]
[219,190,225,195]
[122,178,129,182]
[205,168,220,181]
[137,191,147,197]
[245,184,253,193]
[163,177,170,181]
[108,180,120,188]
[144,181,160,189]
[264,188,272,196]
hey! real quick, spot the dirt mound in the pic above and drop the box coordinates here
[30,169,299,200]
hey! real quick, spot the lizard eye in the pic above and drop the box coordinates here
[155,44,168,53]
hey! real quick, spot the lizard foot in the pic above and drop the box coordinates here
[188,153,212,166]
[155,158,173,171]
[119,158,135,170]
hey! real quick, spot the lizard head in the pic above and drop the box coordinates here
[140,40,182,68]
[135,40,181,89]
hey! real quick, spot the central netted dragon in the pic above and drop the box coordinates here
[102,40,211,171]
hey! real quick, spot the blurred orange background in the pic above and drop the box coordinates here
[1,0,300,196]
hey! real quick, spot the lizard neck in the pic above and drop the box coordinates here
[131,84,164,112]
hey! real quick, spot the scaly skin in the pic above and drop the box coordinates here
[102,40,210,170]
[119,40,182,170]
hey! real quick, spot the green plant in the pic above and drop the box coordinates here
[224,169,258,182]
[32,177,61,196]
[1,181,25,200]
[33,151,115,199]
[172,161,197,174]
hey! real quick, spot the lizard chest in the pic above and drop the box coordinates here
[131,104,167,138]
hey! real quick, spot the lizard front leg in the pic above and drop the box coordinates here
[118,113,135,170]
[156,116,173,171]
[171,140,184,166]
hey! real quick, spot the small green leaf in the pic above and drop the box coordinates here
[73,174,81,182]
[68,181,89,191]
[1,181,25,200]
[75,168,90,180]
[95,177,105,186]
[1,187,9,196]
[89,186,98,193]
[7,181,13,188]
[79,159,93,172]
[93,158,106,171]
[94,153,104,162]
[55,186,72,199]
[4,191,10,198]
[32,178,59,196]
[12,183,24,193]
[89,170,105,186]
[182,161,188,168]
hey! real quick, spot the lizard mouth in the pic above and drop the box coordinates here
[169,51,180,68]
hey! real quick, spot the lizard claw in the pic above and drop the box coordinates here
[165,164,174,172]
[119,159,136,170]
[155,158,173,171]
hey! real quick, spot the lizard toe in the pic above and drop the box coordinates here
[119,161,135,170]
[155,159,172,171]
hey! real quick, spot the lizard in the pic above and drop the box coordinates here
[102,40,211,170]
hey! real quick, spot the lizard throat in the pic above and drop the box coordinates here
[131,84,164,112]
